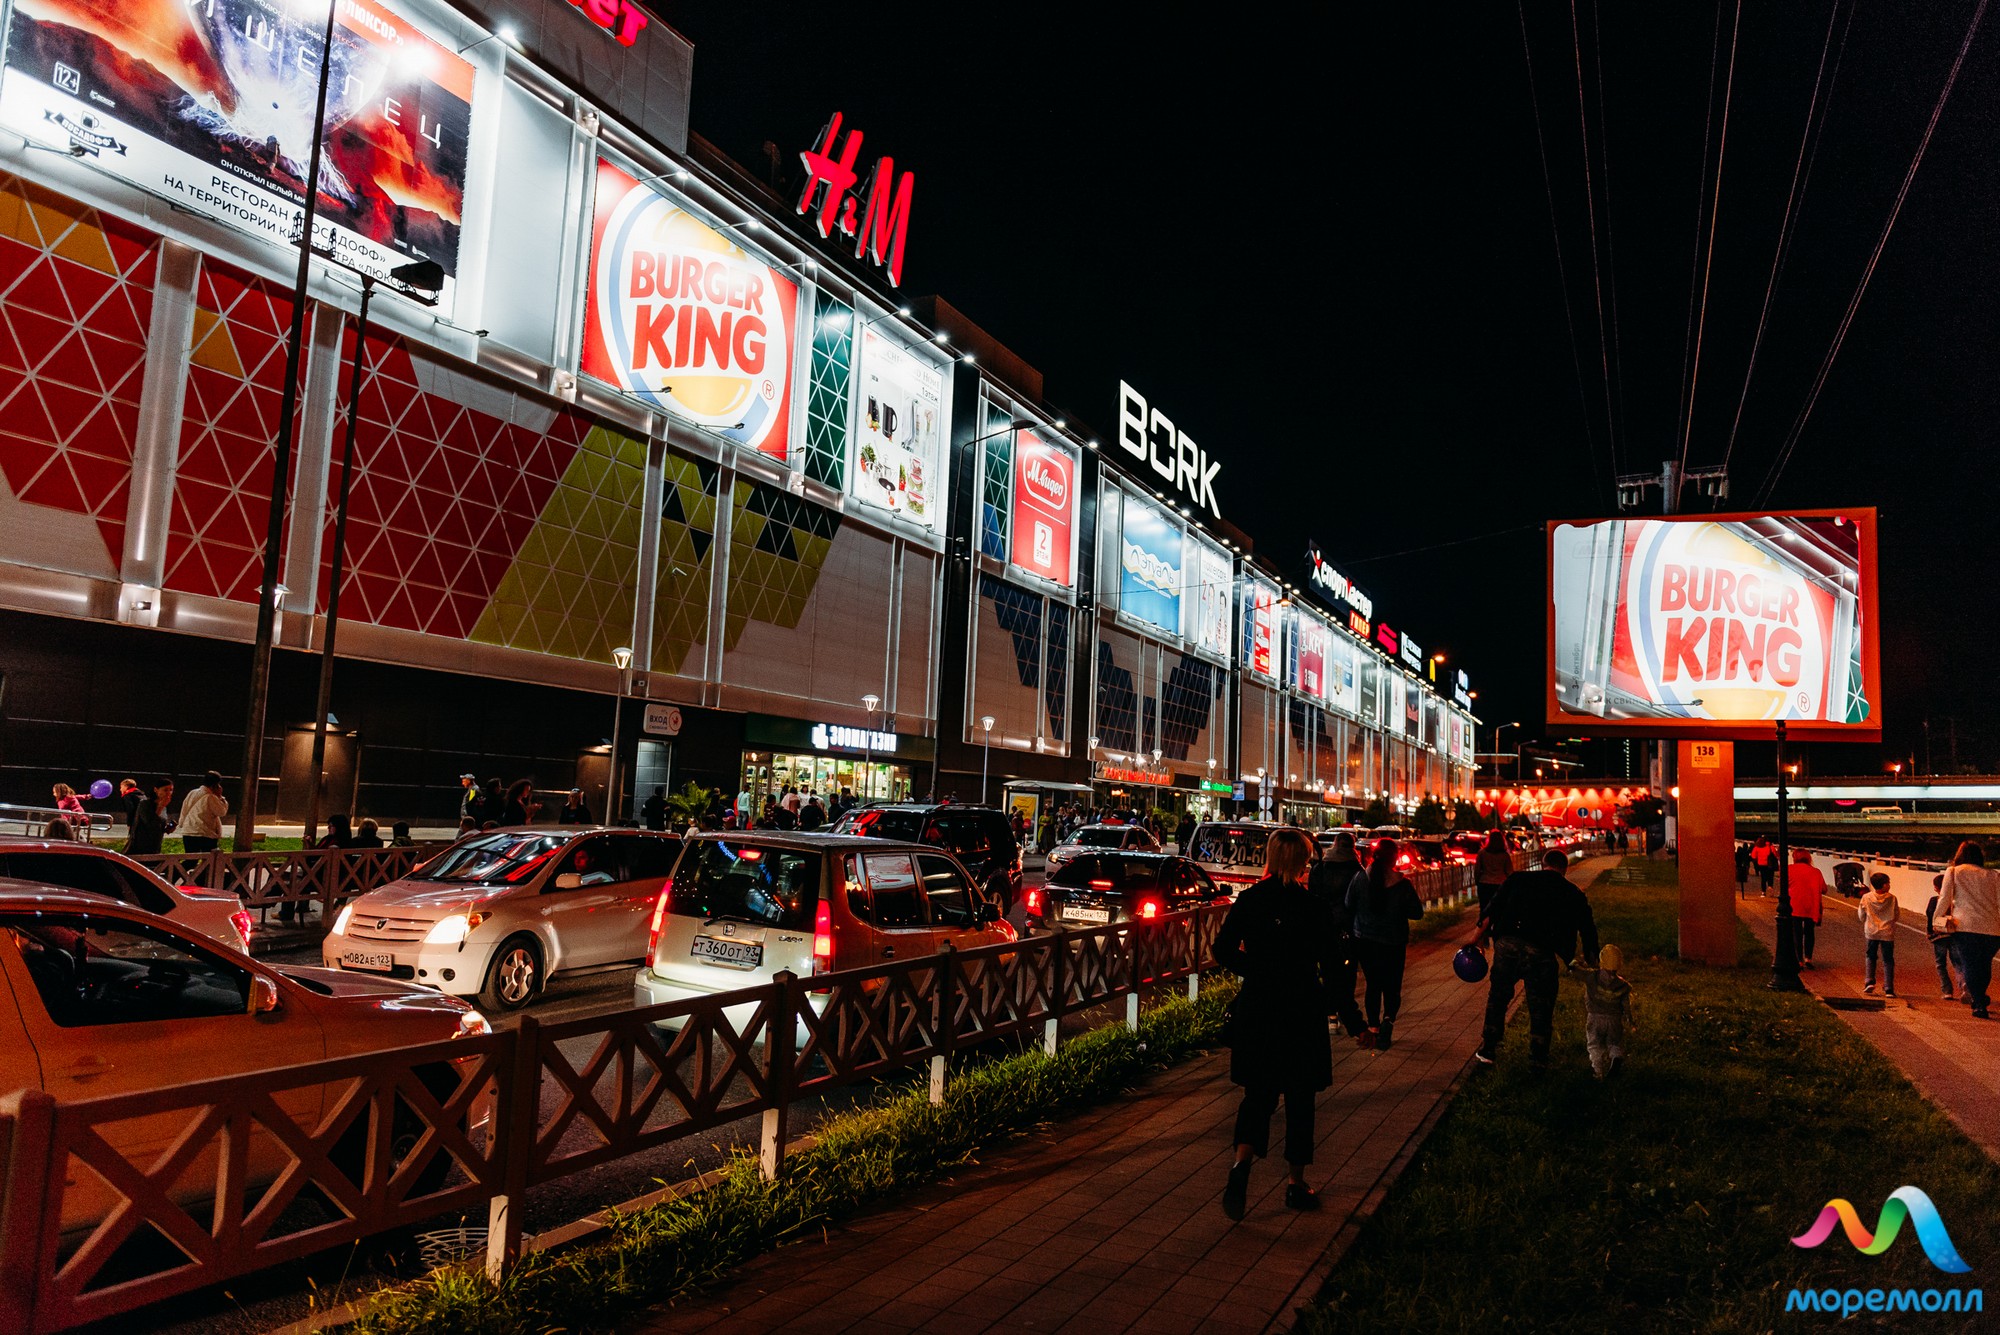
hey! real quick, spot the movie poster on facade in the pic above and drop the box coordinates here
[1245,580,1277,678]
[1189,544,1232,658]
[1406,681,1422,737]
[1547,510,1878,740]
[1297,619,1329,700]
[1359,654,1380,729]
[582,160,799,459]
[1329,635,1357,715]
[851,327,944,527]
[1119,496,1183,635]
[1,0,476,309]
[1008,428,1075,585]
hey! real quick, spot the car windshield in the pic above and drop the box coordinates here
[1071,828,1130,848]
[835,809,926,841]
[412,833,569,884]
[1191,825,1269,867]
[1052,858,1163,895]
[668,841,822,929]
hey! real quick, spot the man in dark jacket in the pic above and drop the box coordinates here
[640,787,668,832]
[1473,850,1600,1070]
[1306,834,1367,1037]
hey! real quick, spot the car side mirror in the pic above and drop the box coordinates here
[978,902,1001,924]
[251,976,281,1014]
[554,872,582,890]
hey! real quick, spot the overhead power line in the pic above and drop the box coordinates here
[1675,1,1727,478]
[1517,0,1611,504]
[1722,0,1855,477]
[1676,0,1744,486]
[1757,0,1992,505]
[1568,0,1621,475]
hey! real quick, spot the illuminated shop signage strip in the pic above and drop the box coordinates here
[1098,765,1174,786]
[797,112,915,287]
[745,714,935,760]
[568,0,651,45]
[811,724,898,753]
[1116,381,1221,518]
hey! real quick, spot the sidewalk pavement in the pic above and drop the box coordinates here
[646,855,1620,1335]
[1737,889,2000,1162]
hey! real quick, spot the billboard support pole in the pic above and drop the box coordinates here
[1768,720,1805,991]
[232,0,340,851]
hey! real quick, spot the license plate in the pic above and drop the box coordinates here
[691,935,763,969]
[341,951,394,973]
[1064,906,1110,924]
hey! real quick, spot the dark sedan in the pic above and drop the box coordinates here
[1034,852,1229,927]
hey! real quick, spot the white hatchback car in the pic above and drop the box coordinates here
[1045,823,1159,872]
[323,827,680,1010]
[0,840,253,953]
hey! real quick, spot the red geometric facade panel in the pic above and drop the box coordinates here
[163,262,298,602]
[0,174,158,567]
[320,331,588,639]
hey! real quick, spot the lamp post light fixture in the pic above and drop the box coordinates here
[605,646,633,823]
[1494,721,1522,783]
[862,693,881,801]
[981,715,996,806]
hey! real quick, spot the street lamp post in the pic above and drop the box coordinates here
[606,647,633,824]
[235,0,341,851]
[302,255,443,846]
[980,715,995,806]
[1770,720,1805,991]
[862,694,881,802]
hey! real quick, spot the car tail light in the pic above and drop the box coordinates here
[230,910,254,948]
[812,898,834,975]
[1089,878,1113,890]
[1025,886,1042,913]
[646,882,671,960]
[1139,900,1161,920]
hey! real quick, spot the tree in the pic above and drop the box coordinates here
[1623,794,1666,832]
[1362,797,1393,827]
[1412,797,1449,835]
[1451,799,1489,831]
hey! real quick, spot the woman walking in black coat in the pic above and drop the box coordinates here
[1213,826,1340,1219]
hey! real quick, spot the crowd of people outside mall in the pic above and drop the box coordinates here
[1211,824,1624,1219]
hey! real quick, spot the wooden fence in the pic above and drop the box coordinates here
[129,847,447,929]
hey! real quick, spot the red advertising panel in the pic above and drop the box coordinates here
[582,160,798,460]
[1248,582,1276,677]
[1297,620,1329,699]
[1547,509,1879,740]
[1008,428,1075,586]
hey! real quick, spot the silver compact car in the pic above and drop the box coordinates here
[1045,822,1159,872]
[323,827,680,1010]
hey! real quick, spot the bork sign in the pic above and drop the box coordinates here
[1117,382,1222,518]
[797,113,915,287]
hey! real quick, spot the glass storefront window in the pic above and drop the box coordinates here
[740,751,912,813]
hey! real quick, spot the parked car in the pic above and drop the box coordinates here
[828,802,1024,910]
[322,827,680,1010]
[1186,820,1286,893]
[0,883,489,1235]
[1045,822,1159,872]
[0,840,252,953]
[1036,851,1228,926]
[635,832,1013,1023]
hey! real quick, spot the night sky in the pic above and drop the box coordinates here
[665,0,1998,779]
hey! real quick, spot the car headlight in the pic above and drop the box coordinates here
[331,904,354,935]
[457,1009,491,1037]
[423,911,487,945]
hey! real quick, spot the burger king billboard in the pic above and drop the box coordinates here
[582,160,799,459]
[1547,509,1879,740]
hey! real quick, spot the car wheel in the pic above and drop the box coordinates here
[320,1061,460,1209]
[986,873,1014,913]
[481,935,544,1011]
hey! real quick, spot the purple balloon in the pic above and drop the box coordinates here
[89,779,113,801]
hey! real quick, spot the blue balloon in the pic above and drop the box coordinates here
[1453,945,1489,983]
[89,779,113,801]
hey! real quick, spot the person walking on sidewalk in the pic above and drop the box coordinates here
[1926,874,1963,1001]
[1786,848,1825,968]
[1475,830,1512,918]
[1858,873,1900,997]
[1752,837,1775,895]
[1735,842,1752,898]
[1307,832,1368,1039]
[1346,837,1424,1050]
[1936,842,2000,1019]
[177,771,228,853]
[1214,827,1340,1220]
[1570,943,1635,1078]
[126,777,175,856]
[1474,850,1599,1071]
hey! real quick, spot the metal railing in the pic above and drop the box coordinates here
[0,904,1230,1333]
[0,806,115,841]
[127,847,448,929]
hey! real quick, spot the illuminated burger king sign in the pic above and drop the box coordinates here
[582,161,798,458]
[1548,511,1878,740]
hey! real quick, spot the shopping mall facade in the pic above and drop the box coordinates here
[0,0,1477,828]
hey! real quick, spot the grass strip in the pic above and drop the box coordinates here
[351,978,1238,1334]
[1302,858,2000,1334]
